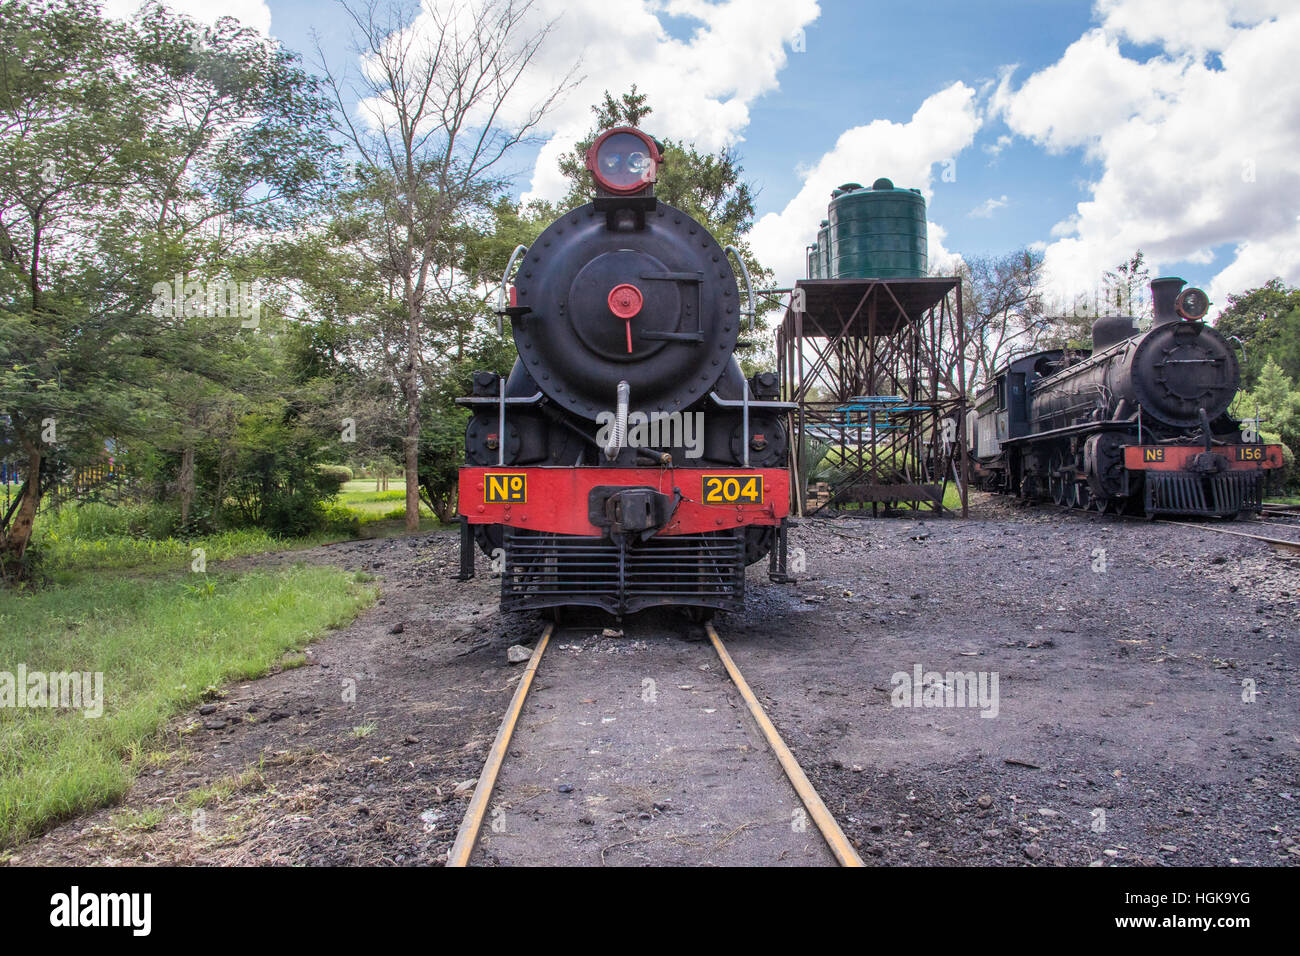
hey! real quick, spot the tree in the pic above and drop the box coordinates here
[318,0,569,531]
[0,0,153,570]
[1213,278,1300,388]
[1238,358,1300,433]
[1231,357,1300,492]
[1103,250,1151,320]
[942,249,1047,390]
[0,0,337,574]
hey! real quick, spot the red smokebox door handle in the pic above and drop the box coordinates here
[608,284,643,354]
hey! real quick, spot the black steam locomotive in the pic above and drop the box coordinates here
[968,277,1283,517]
[457,127,795,618]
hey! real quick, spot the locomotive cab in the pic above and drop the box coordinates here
[969,352,1051,493]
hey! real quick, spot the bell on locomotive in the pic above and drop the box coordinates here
[454,127,797,620]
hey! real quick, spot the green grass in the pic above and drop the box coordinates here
[340,479,407,496]
[0,565,376,846]
[27,502,354,576]
[337,480,438,522]
[34,524,348,575]
[335,480,453,535]
[356,516,446,538]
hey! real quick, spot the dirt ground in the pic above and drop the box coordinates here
[7,494,1298,866]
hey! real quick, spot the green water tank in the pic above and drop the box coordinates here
[824,178,927,279]
[806,220,832,278]
[806,242,821,279]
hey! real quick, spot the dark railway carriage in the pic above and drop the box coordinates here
[968,277,1284,517]
[457,127,795,619]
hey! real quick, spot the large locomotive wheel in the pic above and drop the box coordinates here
[1048,452,1068,506]
[1084,432,1127,501]
[1074,480,1091,511]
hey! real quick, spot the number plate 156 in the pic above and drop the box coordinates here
[703,474,763,504]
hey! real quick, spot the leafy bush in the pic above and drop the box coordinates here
[259,493,339,538]
[320,502,361,536]
[316,464,354,485]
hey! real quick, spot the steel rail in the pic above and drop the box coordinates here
[450,620,863,866]
[1154,519,1300,555]
[704,623,865,867]
[447,623,554,866]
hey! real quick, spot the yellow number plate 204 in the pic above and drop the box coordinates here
[483,473,526,503]
[702,474,763,504]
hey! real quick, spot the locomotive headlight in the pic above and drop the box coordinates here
[586,127,663,194]
[627,150,651,174]
[1175,286,1210,320]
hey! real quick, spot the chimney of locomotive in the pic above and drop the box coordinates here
[1150,276,1186,326]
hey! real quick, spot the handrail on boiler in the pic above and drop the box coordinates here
[495,244,529,334]
[724,245,755,333]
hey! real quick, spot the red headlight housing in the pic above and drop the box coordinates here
[585,127,662,195]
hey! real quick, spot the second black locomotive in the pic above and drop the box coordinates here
[968,277,1283,517]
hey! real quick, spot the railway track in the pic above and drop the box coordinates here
[1256,504,1300,530]
[447,622,864,868]
[1045,497,1300,556]
[1152,518,1300,555]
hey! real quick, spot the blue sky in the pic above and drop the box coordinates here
[106,0,1300,311]
[737,1,1098,259]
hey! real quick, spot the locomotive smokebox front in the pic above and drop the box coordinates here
[1127,277,1238,428]
[511,205,741,419]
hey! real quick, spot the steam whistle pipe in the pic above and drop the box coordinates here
[605,380,630,461]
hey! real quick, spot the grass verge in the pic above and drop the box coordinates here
[0,565,376,847]
[35,526,350,575]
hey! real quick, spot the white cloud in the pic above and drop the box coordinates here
[101,0,272,34]
[983,133,1013,157]
[969,195,1008,219]
[1094,0,1286,54]
[382,0,821,204]
[993,0,1300,307]
[335,0,816,203]
[748,82,982,284]
[927,220,965,276]
[1206,219,1300,304]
